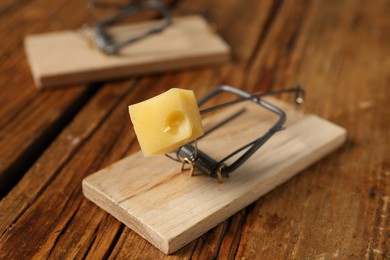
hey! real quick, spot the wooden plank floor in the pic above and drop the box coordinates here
[0,0,389,258]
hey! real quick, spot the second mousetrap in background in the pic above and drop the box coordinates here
[24,2,230,88]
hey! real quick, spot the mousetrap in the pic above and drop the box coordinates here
[25,6,230,88]
[82,86,346,254]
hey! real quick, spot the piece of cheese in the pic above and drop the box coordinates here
[128,88,204,156]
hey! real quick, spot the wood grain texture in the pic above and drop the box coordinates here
[25,15,230,88]
[83,100,346,254]
[0,80,135,235]
[0,0,389,258]
[0,0,178,197]
[0,0,97,198]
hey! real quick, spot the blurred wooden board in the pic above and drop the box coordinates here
[82,98,346,254]
[24,15,230,88]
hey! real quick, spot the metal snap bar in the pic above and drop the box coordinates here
[90,0,171,54]
[165,85,305,183]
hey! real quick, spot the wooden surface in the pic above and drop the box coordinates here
[0,0,389,259]
[83,100,346,254]
[25,15,230,88]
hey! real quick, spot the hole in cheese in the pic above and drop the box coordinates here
[163,111,188,136]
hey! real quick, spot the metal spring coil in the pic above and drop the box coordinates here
[177,145,220,178]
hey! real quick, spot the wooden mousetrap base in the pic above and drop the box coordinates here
[82,98,346,254]
[24,15,230,88]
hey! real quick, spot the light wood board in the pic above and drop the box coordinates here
[24,15,230,88]
[82,98,346,254]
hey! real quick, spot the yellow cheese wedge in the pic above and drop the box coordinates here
[128,88,204,156]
